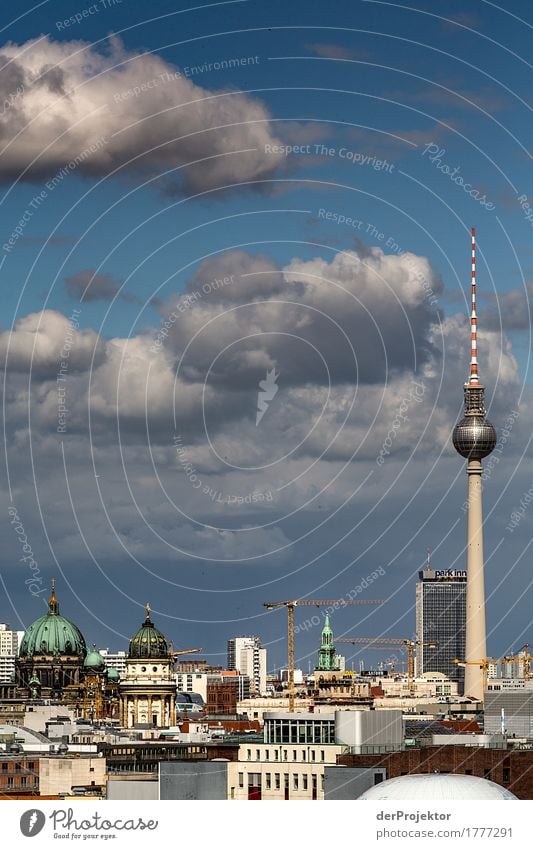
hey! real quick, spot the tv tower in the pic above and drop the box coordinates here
[452,228,496,701]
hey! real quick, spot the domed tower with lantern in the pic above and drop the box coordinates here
[16,579,87,703]
[119,604,176,728]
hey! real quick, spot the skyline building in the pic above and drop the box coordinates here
[227,636,267,695]
[452,227,497,701]
[415,563,466,680]
[0,624,24,684]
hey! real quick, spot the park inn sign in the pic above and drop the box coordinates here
[420,568,467,581]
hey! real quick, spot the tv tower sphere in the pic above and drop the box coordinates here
[452,412,496,460]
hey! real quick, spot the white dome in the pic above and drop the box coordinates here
[359,774,517,800]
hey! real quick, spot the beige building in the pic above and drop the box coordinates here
[39,755,106,796]
[119,606,176,728]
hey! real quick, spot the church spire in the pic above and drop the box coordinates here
[48,578,59,615]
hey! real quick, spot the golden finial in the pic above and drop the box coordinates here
[48,578,59,614]
[145,602,151,621]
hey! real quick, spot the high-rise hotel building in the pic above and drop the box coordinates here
[415,566,467,680]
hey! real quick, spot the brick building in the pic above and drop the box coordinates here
[338,745,533,800]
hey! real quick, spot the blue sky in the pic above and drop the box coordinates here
[1,0,533,671]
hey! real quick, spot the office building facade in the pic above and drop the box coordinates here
[415,567,466,681]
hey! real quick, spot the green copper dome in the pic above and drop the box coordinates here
[128,603,169,658]
[107,667,120,682]
[19,581,87,659]
[84,646,105,672]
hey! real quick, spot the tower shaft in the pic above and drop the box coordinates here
[465,459,487,698]
[452,228,496,703]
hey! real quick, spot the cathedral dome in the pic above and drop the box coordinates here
[128,604,169,659]
[84,646,105,672]
[18,581,87,659]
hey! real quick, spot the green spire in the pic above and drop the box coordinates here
[316,613,340,671]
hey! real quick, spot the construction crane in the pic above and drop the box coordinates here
[338,638,438,696]
[502,644,533,680]
[264,599,384,711]
[454,658,490,696]
[169,642,202,664]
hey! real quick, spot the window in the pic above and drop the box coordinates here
[274,750,279,760]
[266,773,271,789]
[283,749,288,761]
[275,773,280,790]
[311,750,316,762]
[503,768,510,784]
[27,762,35,770]
[21,777,27,787]
[374,773,384,785]
[265,750,270,760]
[7,777,13,787]
[293,750,297,761]
[293,774,299,790]
[256,750,260,761]
[15,763,20,772]
[320,750,325,762]
[2,763,7,772]
[302,750,306,761]
[247,749,251,760]
[303,774,308,790]
[484,768,491,778]
[238,772,244,788]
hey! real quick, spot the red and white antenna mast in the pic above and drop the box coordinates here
[469,227,479,385]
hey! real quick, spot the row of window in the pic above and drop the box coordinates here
[2,776,37,788]
[238,772,323,792]
[1,762,35,772]
[246,748,326,763]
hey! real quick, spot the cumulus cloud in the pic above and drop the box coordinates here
[485,282,533,332]
[0,309,104,378]
[0,36,285,193]
[161,245,444,396]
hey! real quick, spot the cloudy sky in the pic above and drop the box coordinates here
[1,0,533,672]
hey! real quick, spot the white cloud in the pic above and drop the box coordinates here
[0,36,284,192]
